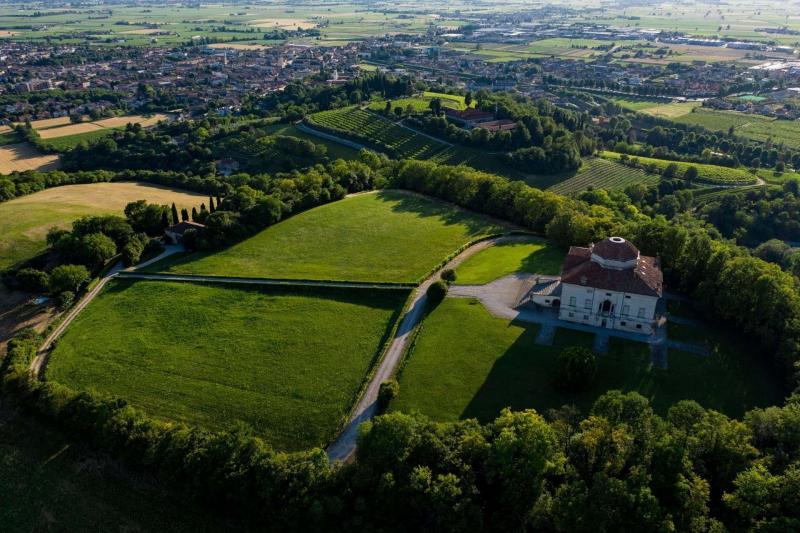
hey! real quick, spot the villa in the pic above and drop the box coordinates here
[527,237,663,334]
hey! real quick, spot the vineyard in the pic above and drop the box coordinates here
[691,184,767,206]
[307,107,453,160]
[546,157,660,195]
[601,151,758,185]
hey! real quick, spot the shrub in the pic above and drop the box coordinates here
[441,269,457,283]
[15,268,50,293]
[554,346,597,391]
[426,280,448,306]
[377,379,399,411]
[49,264,89,294]
[57,290,75,310]
[122,240,144,267]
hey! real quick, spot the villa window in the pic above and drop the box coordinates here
[584,299,592,309]
[622,305,630,315]
[638,307,646,318]
[569,296,576,307]
[620,321,627,326]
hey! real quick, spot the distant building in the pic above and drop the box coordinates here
[444,107,495,127]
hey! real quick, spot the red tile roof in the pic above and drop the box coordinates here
[561,244,663,297]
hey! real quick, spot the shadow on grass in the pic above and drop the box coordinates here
[378,189,509,234]
[518,243,565,275]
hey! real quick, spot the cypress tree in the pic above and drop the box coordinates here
[208,196,215,212]
[171,203,179,224]
[161,211,169,228]
[181,208,189,222]
[216,196,222,208]
[191,207,198,221]
[200,203,207,212]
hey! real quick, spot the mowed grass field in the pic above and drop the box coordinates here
[155,191,510,282]
[392,298,782,421]
[0,182,205,270]
[0,142,60,173]
[47,280,408,451]
[455,239,564,285]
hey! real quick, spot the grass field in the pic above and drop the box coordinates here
[47,280,407,451]
[367,92,469,113]
[34,113,171,151]
[455,239,563,284]
[0,142,60,173]
[0,406,218,532]
[39,128,117,151]
[392,298,782,421]
[545,157,660,194]
[601,151,758,185]
[674,109,800,149]
[0,182,205,270]
[154,191,509,282]
[262,122,361,160]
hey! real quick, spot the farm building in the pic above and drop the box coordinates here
[165,221,206,244]
[526,237,663,334]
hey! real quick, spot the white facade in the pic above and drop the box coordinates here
[558,284,659,334]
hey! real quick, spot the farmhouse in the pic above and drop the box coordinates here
[165,220,205,244]
[527,237,663,334]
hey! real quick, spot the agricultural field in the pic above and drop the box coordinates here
[455,239,564,285]
[47,280,407,451]
[305,106,519,177]
[367,92,469,113]
[601,151,758,185]
[0,143,60,173]
[262,122,361,160]
[0,3,467,47]
[0,182,205,270]
[307,106,452,160]
[674,109,800,149]
[32,113,172,150]
[545,157,660,194]
[392,297,782,421]
[610,97,699,118]
[0,407,217,532]
[446,38,623,62]
[150,190,509,283]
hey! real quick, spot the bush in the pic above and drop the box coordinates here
[15,268,50,293]
[49,264,89,294]
[426,280,448,306]
[441,268,457,283]
[122,240,144,267]
[377,379,399,411]
[554,346,597,391]
[57,290,75,310]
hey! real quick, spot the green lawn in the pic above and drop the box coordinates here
[455,239,564,284]
[48,280,407,451]
[0,407,220,532]
[155,191,510,282]
[40,128,116,151]
[393,298,782,421]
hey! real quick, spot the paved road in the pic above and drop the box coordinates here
[326,235,531,463]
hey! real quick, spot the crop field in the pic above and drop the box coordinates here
[367,92,468,113]
[0,182,205,270]
[0,142,60,173]
[0,3,467,47]
[546,157,660,194]
[39,129,116,151]
[150,190,509,283]
[674,109,800,148]
[392,297,782,421]
[308,107,452,160]
[36,113,171,139]
[601,151,757,185]
[47,280,407,451]
[455,239,564,285]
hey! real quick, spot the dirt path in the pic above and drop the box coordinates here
[326,235,531,463]
[29,245,186,378]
